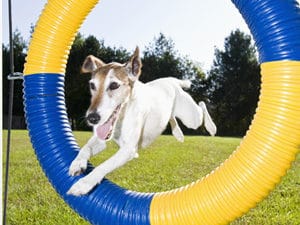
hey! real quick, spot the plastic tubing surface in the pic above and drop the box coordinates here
[23,0,300,224]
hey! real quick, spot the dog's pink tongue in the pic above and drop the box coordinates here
[96,121,112,140]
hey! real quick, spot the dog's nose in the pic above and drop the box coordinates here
[86,112,101,125]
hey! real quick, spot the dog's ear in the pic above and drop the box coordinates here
[125,47,142,82]
[81,55,105,73]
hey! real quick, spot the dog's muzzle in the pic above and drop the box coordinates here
[86,112,100,125]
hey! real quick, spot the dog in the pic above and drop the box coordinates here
[67,47,217,196]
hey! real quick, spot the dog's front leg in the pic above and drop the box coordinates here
[67,146,137,196]
[69,135,106,176]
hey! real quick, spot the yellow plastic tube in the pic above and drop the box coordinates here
[24,0,99,75]
[150,61,300,225]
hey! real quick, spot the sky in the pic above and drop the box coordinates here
[3,0,296,72]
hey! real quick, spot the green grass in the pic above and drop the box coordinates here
[2,130,299,225]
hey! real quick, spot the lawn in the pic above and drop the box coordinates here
[2,130,299,225]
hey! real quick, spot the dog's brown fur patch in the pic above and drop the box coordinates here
[88,63,130,112]
[84,47,142,113]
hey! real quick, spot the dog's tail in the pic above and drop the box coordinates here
[178,79,192,90]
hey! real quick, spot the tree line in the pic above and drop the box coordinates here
[2,29,260,136]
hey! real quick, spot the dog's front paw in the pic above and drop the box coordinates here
[69,158,88,176]
[67,177,97,196]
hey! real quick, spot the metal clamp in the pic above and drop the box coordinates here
[7,72,23,80]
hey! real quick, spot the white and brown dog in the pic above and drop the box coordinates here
[67,47,217,196]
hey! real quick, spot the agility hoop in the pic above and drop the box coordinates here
[23,0,300,224]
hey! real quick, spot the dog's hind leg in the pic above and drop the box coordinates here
[170,117,184,142]
[198,101,217,136]
[69,135,106,176]
[173,89,216,136]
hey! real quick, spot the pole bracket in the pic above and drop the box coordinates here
[7,72,23,80]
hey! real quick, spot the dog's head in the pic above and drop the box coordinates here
[82,47,142,140]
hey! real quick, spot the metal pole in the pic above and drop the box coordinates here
[3,0,15,224]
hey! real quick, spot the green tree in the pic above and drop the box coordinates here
[143,33,207,101]
[207,29,260,136]
[141,33,182,82]
[141,33,206,98]
[178,57,206,103]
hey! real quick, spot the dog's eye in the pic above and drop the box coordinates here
[89,82,96,91]
[109,82,120,90]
